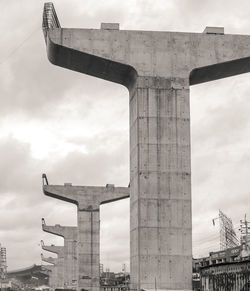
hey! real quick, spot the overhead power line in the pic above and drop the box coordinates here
[0,25,40,66]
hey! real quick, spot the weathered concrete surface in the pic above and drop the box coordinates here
[41,243,64,289]
[42,3,250,291]
[42,176,129,291]
[42,219,77,289]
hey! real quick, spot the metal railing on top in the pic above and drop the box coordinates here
[42,2,61,39]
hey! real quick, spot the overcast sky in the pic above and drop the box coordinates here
[1,0,250,272]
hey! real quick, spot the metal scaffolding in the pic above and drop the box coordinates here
[219,210,239,250]
[0,243,7,280]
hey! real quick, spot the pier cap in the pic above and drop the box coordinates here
[43,3,250,87]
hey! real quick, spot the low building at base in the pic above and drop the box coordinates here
[200,259,250,291]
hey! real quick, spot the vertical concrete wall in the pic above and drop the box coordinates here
[130,77,192,290]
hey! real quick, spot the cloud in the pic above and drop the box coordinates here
[44,136,129,187]
[101,199,129,270]
[0,0,129,120]
[0,136,40,195]
[191,75,250,257]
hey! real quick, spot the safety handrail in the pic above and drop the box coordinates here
[42,174,49,186]
[42,2,61,39]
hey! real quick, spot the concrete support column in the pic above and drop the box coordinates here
[42,177,129,291]
[42,220,78,289]
[41,244,65,289]
[64,231,78,289]
[41,254,58,290]
[130,76,192,291]
[78,208,100,291]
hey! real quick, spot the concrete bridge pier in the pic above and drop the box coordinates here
[42,219,78,289]
[41,254,59,290]
[42,174,129,291]
[42,3,250,291]
[41,242,65,289]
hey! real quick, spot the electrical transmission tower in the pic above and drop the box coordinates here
[122,263,126,273]
[0,244,7,280]
[213,210,239,250]
[239,214,250,242]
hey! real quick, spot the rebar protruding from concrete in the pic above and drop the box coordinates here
[42,221,78,289]
[42,174,129,291]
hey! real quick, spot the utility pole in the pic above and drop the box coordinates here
[239,214,250,243]
[0,244,7,291]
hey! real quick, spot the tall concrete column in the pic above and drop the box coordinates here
[41,243,65,289]
[42,3,250,290]
[41,254,59,290]
[42,219,78,289]
[42,174,129,291]
[130,76,191,290]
